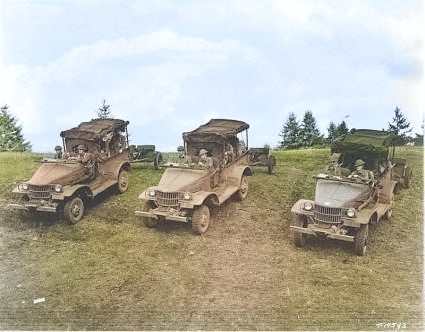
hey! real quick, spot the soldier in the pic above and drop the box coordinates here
[224,143,234,164]
[198,148,213,168]
[350,159,374,181]
[54,145,63,159]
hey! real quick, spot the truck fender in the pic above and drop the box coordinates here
[356,209,377,225]
[191,191,219,207]
[290,199,313,215]
[60,184,93,201]
[227,165,252,187]
[113,161,131,179]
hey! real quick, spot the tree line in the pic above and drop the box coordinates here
[278,106,422,149]
[0,102,422,152]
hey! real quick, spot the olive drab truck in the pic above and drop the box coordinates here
[11,118,131,224]
[290,129,411,256]
[135,119,252,234]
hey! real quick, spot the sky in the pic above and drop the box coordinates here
[0,0,424,152]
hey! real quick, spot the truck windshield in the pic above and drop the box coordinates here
[315,179,369,207]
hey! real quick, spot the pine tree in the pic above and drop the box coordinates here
[0,105,31,152]
[97,99,112,119]
[327,122,337,144]
[299,110,322,146]
[336,120,349,138]
[279,112,301,149]
[388,106,412,145]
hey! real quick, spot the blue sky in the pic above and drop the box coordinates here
[1,0,423,152]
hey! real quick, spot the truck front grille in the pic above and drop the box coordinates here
[314,205,342,226]
[28,185,54,201]
[155,191,182,209]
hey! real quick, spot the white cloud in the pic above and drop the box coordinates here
[1,0,423,151]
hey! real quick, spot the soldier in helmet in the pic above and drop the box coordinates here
[54,145,63,159]
[198,148,213,168]
[350,159,374,181]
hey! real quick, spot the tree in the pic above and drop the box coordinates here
[327,121,337,144]
[388,106,412,145]
[96,99,112,119]
[299,110,323,146]
[279,112,301,149]
[336,120,349,138]
[0,105,31,152]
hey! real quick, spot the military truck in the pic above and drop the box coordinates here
[135,119,252,234]
[290,129,411,256]
[11,118,131,224]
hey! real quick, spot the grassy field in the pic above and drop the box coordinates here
[0,147,422,330]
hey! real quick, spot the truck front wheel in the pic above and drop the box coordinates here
[354,224,369,256]
[142,201,158,228]
[292,215,307,247]
[192,205,210,234]
[64,196,85,224]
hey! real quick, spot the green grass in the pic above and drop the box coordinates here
[0,147,422,330]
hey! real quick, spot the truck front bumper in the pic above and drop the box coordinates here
[290,225,355,242]
[8,202,58,213]
[135,209,190,223]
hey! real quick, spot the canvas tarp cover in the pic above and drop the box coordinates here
[332,129,391,170]
[182,119,249,142]
[60,119,129,141]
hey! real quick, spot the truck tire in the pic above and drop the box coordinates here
[354,224,369,256]
[142,201,158,228]
[117,169,129,193]
[268,155,276,174]
[292,215,307,247]
[64,196,85,224]
[234,175,248,201]
[192,204,210,234]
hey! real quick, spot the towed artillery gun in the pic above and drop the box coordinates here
[290,129,411,255]
[130,144,162,169]
[248,145,276,174]
[11,119,131,224]
[135,119,252,234]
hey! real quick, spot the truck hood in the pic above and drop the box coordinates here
[156,167,208,192]
[315,179,370,208]
[28,161,86,186]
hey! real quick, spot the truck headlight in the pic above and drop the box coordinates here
[346,208,356,217]
[183,192,192,200]
[19,183,29,191]
[148,189,156,197]
[303,201,313,211]
[54,184,63,193]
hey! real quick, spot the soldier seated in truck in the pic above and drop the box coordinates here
[198,148,214,168]
[349,159,374,181]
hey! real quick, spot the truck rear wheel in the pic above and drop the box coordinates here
[64,196,85,224]
[235,175,248,201]
[354,224,369,256]
[192,204,210,234]
[117,169,129,193]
